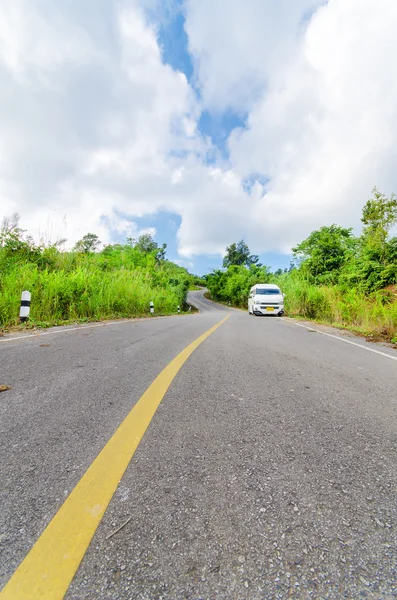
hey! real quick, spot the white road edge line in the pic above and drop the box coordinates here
[0,317,169,344]
[286,318,397,362]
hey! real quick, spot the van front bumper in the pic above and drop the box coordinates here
[253,306,284,315]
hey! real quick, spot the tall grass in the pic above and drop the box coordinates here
[0,263,187,328]
[278,274,397,341]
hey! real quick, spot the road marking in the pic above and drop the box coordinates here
[0,315,229,600]
[286,319,397,361]
[188,295,233,313]
[0,322,108,343]
[0,316,184,344]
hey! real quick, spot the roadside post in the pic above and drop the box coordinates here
[177,305,180,313]
[20,291,31,323]
[150,301,154,315]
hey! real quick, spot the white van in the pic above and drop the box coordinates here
[248,283,285,316]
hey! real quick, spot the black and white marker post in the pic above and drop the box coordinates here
[150,301,154,315]
[177,305,180,313]
[20,290,31,323]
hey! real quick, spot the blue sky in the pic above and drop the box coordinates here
[120,211,292,276]
[151,6,292,274]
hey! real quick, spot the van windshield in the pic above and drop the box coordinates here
[255,289,281,295]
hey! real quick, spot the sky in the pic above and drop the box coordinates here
[1,0,397,274]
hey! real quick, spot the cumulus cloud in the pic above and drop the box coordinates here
[185,0,397,251]
[184,0,324,112]
[1,0,397,261]
[0,0,203,245]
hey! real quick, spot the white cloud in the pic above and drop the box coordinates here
[0,1,95,82]
[184,0,324,112]
[185,0,397,251]
[0,0,203,247]
[1,0,397,264]
[0,0,255,257]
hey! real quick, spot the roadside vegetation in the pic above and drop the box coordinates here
[206,188,397,343]
[0,217,204,330]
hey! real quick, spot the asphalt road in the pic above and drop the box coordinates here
[1,290,397,599]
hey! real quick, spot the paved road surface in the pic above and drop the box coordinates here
[1,291,396,599]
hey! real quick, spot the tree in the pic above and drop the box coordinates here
[361,187,397,263]
[155,243,167,262]
[127,233,167,262]
[206,263,270,306]
[73,233,101,253]
[361,187,397,236]
[134,234,158,254]
[292,224,355,282]
[134,234,167,262]
[222,240,260,268]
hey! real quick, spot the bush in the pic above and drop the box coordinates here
[0,238,194,328]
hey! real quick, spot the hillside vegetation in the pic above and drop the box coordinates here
[0,219,201,329]
[206,188,397,343]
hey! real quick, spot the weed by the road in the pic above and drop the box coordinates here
[279,277,397,343]
[0,252,193,330]
[206,280,397,344]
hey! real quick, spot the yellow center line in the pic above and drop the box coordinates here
[1,315,229,600]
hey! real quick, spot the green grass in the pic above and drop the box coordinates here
[0,260,191,330]
[276,276,397,343]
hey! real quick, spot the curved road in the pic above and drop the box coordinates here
[1,291,396,599]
